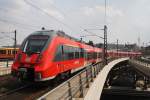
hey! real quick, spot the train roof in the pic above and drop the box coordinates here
[31,29,102,49]
[31,30,80,42]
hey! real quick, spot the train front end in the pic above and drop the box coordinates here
[11,31,53,82]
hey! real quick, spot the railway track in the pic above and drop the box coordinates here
[0,59,113,100]
[0,84,31,98]
[0,80,59,100]
[0,68,84,100]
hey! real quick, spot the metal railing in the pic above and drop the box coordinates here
[38,62,104,100]
[130,59,150,68]
[136,57,150,64]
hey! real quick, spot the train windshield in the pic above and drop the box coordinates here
[23,35,49,53]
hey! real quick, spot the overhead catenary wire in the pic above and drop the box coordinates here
[83,0,108,39]
[23,0,77,33]
[46,0,90,34]
[24,0,91,37]
[0,31,15,39]
[0,18,41,30]
[0,0,107,46]
[0,7,45,28]
[0,18,40,29]
[46,0,67,17]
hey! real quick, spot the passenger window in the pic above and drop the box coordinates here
[54,45,63,61]
[74,47,79,59]
[63,45,69,60]
[80,48,84,58]
[0,50,6,54]
[8,50,11,55]
[68,46,74,60]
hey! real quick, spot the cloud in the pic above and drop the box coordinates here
[83,5,124,17]
[82,7,95,16]
[0,0,150,46]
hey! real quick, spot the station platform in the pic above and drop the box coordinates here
[0,61,12,76]
[0,67,11,76]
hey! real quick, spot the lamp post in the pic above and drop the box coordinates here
[14,30,17,59]
[117,39,118,57]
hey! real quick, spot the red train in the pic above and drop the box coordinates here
[11,30,141,82]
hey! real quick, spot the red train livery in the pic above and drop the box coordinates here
[11,30,141,82]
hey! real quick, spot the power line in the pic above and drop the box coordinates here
[0,7,46,27]
[0,18,41,30]
[46,0,67,17]
[83,29,104,39]
[23,0,76,32]
[0,18,40,28]
[24,0,90,37]
[24,0,98,38]
[46,0,89,34]
[0,32,14,39]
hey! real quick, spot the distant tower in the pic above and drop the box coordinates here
[138,35,141,47]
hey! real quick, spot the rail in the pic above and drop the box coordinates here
[38,62,104,100]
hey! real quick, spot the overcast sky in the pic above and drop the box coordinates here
[0,0,149,47]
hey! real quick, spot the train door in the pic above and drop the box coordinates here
[54,45,64,73]
[60,45,65,72]
[84,50,88,66]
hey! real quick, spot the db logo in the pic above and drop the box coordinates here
[25,57,31,62]
[74,61,79,64]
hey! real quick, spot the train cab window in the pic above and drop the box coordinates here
[23,35,49,53]
[54,45,63,61]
